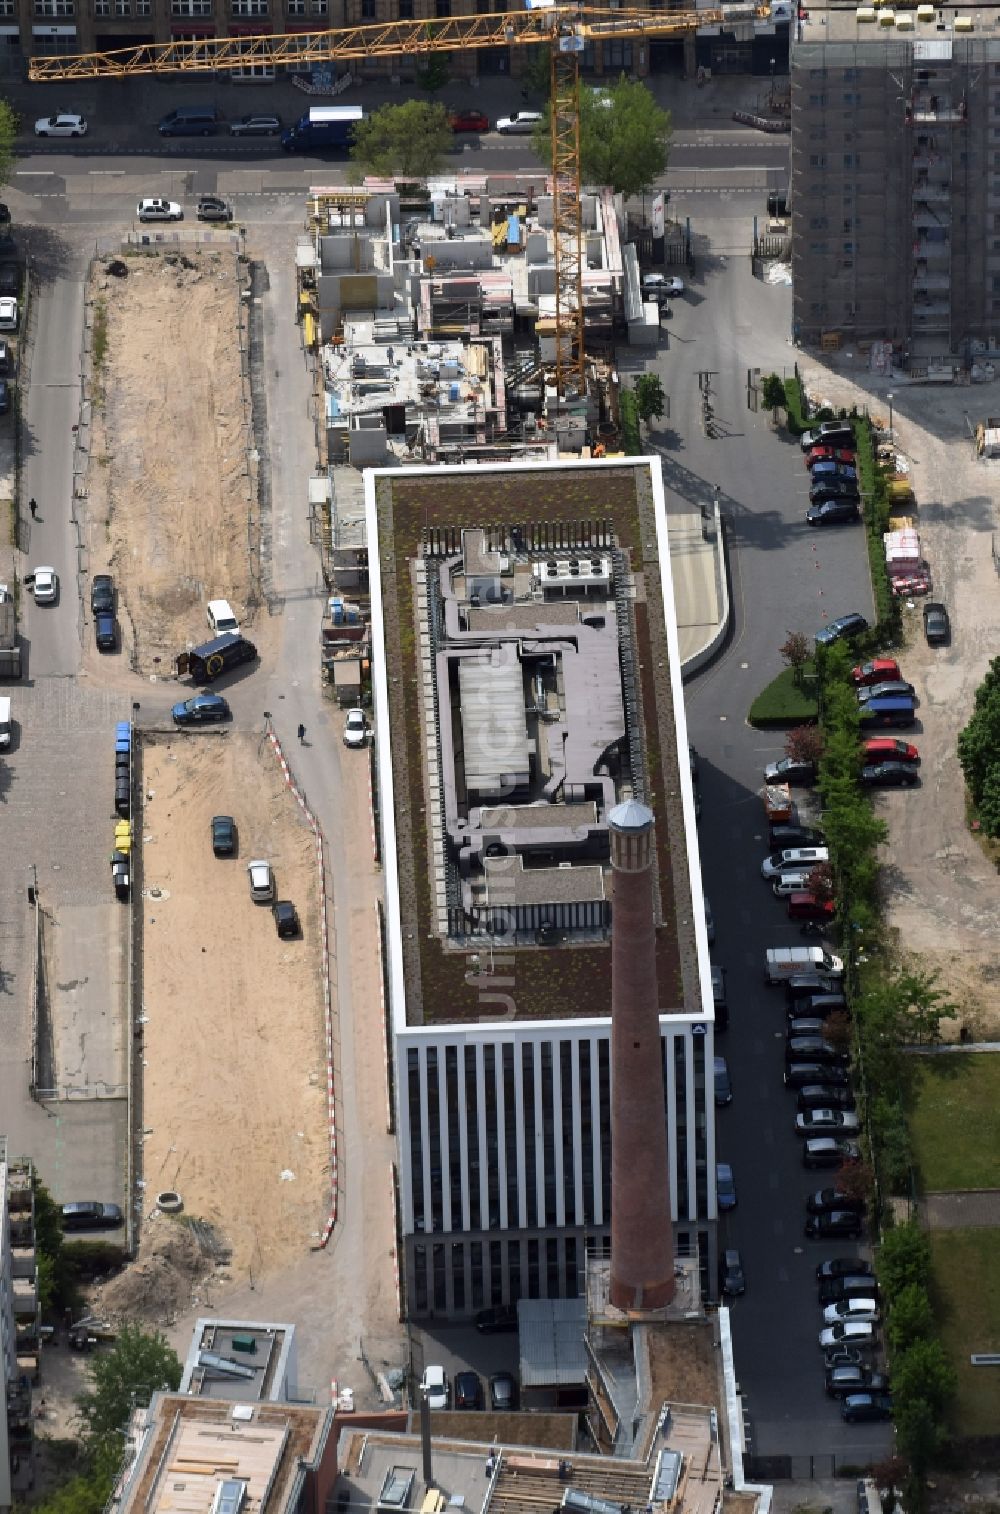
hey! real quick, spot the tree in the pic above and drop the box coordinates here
[785,723,824,765]
[977,761,1000,839]
[532,77,672,199]
[76,1324,182,1450]
[350,100,452,181]
[633,372,666,431]
[31,1443,120,1514]
[417,52,449,95]
[779,630,810,686]
[804,861,834,903]
[957,655,1000,805]
[0,102,16,194]
[893,1338,956,1418]
[519,48,551,102]
[886,1282,933,1354]
[761,372,786,416]
[877,1221,931,1296]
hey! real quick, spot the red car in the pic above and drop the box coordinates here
[806,446,856,469]
[863,737,919,764]
[852,657,901,686]
[449,110,489,133]
[787,892,836,921]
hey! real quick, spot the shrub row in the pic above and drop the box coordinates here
[619,389,641,455]
[815,646,956,1501]
[957,654,1000,839]
[851,418,901,644]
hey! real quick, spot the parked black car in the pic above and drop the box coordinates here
[816,1258,874,1283]
[785,1061,851,1089]
[475,1305,518,1334]
[825,1366,889,1398]
[807,497,861,526]
[923,600,950,644]
[211,815,237,856]
[273,900,300,939]
[95,610,116,652]
[809,476,861,504]
[769,825,825,850]
[805,1210,864,1240]
[489,1371,518,1410]
[61,1201,124,1230]
[815,612,869,647]
[90,573,115,614]
[718,1247,746,1297]
[860,761,920,788]
[797,1085,855,1112]
[819,1275,881,1307]
[807,1187,865,1215]
[454,1370,484,1410]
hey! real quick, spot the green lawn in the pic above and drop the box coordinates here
[929,1229,1000,1438]
[908,1054,1000,1191]
[748,664,819,727]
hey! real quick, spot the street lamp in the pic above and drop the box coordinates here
[769,57,776,108]
[887,391,894,440]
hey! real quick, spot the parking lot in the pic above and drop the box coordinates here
[645,213,891,1461]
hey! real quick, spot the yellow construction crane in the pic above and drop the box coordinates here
[29,4,765,398]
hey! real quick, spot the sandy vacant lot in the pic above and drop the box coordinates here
[87,249,257,671]
[139,732,330,1277]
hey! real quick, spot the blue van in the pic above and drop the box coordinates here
[858,696,915,729]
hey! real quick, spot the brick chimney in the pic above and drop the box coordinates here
[608,799,675,1311]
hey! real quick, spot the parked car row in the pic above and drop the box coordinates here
[419,1364,518,1410]
[803,425,861,527]
[137,195,236,224]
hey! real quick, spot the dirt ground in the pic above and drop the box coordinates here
[137,731,330,1280]
[800,357,1000,1036]
[86,249,260,672]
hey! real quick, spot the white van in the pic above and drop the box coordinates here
[207,599,240,636]
[0,695,10,748]
[766,946,844,984]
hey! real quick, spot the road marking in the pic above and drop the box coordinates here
[15,170,55,176]
[89,170,125,176]
[668,165,775,173]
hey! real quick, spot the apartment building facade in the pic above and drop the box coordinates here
[791,4,998,364]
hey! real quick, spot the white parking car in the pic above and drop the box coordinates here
[30,567,58,603]
[420,1364,449,1409]
[247,859,274,903]
[343,708,368,748]
[642,273,685,297]
[137,198,183,223]
[495,111,543,135]
[822,1298,880,1326]
[34,113,88,137]
[0,298,18,332]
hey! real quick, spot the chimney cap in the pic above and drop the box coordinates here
[608,798,654,834]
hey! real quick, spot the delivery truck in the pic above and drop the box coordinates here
[281,105,363,153]
[765,945,844,984]
[0,599,22,679]
[176,632,257,684]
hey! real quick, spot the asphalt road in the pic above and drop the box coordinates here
[635,198,888,1463]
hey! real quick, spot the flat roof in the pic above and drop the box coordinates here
[113,1397,330,1514]
[366,459,707,1028]
[794,0,994,47]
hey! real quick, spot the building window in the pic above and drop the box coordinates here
[484,1045,499,1229]
[490,1239,503,1306]
[470,1240,484,1311]
[432,1242,446,1311]
[843,217,853,232]
[435,0,449,13]
[171,0,212,14]
[231,0,267,14]
[809,216,828,230]
[464,1048,480,1232]
[809,154,826,169]
[598,1037,611,1220]
[426,1047,442,1232]
[809,241,828,254]
[407,1049,424,1233]
[565,1236,579,1298]
[579,1040,594,1223]
[522,1044,537,1228]
[844,153,859,167]
[136,0,150,12]
[95,0,110,12]
[560,1041,574,1225]
[310,0,326,12]
[398,0,412,13]
[503,1044,517,1224]
[445,1046,462,1229]
[546,1238,560,1298]
[809,93,826,107]
[452,1242,465,1311]
[287,0,304,11]
[360,0,375,15]
[115,0,130,13]
[540,1042,556,1226]
[34,0,75,13]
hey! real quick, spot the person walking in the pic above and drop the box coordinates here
[28,498,37,518]
[297,722,306,745]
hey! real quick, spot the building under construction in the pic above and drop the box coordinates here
[791,0,1000,369]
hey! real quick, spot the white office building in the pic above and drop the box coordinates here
[367,459,717,1318]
